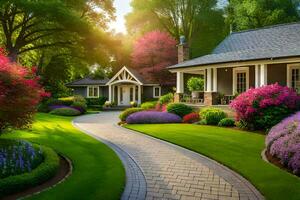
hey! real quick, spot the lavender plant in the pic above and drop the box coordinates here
[126,111,182,124]
[266,112,300,175]
[0,140,44,178]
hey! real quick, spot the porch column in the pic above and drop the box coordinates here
[108,85,112,102]
[176,72,184,93]
[260,64,268,86]
[137,85,142,105]
[213,68,217,92]
[255,65,260,88]
[206,68,212,92]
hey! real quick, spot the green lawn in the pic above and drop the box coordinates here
[1,113,125,200]
[125,124,300,200]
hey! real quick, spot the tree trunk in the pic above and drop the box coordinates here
[7,48,18,63]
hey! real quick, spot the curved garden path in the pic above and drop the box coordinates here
[73,112,264,200]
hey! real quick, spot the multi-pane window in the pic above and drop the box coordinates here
[88,86,99,98]
[291,68,300,92]
[236,72,247,93]
[153,87,161,98]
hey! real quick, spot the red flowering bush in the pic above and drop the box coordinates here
[230,83,300,130]
[0,50,49,132]
[182,113,200,123]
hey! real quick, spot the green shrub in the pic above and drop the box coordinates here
[58,96,74,106]
[50,107,81,116]
[141,101,157,110]
[167,103,193,118]
[159,93,174,104]
[0,145,59,197]
[218,118,235,127]
[119,108,144,121]
[187,77,204,92]
[200,107,227,125]
[197,119,207,125]
[86,97,107,106]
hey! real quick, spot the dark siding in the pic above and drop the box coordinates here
[267,63,287,86]
[143,86,154,99]
[100,86,109,98]
[161,86,173,95]
[73,87,87,97]
[217,68,232,95]
[249,66,255,88]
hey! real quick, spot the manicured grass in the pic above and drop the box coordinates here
[125,124,300,200]
[1,113,125,200]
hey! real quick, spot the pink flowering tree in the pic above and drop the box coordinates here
[0,49,49,133]
[230,83,300,130]
[131,31,177,85]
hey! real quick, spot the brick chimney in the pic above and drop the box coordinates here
[177,35,189,63]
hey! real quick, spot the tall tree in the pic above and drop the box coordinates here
[0,0,115,62]
[131,31,177,85]
[126,0,228,57]
[226,0,300,31]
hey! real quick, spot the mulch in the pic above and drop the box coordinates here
[2,155,71,200]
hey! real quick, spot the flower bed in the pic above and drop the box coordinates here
[126,111,182,124]
[0,140,44,178]
[230,83,300,130]
[0,140,59,196]
[266,112,300,175]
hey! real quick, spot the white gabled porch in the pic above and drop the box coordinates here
[106,66,142,106]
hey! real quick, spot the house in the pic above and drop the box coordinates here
[169,22,300,106]
[66,66,173,106]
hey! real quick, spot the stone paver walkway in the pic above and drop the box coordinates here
[73,112,264,200]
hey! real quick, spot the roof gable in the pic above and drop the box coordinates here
[106,66,143,85]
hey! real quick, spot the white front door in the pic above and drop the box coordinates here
[118,85,135,106]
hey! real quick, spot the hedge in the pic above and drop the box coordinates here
[0,145,60,197]
[50,107,81,116]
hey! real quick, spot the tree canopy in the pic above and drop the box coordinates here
[226,0,300,31]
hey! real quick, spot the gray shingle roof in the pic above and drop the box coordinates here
[169,22,300,69]
[66,77,109,86]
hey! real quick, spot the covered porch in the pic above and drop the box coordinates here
[173,62,300,106]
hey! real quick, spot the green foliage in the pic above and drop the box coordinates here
[200,107,227,125]
[0,145,59,197]
[86,97,107,106]
[119,108,144,121]
[187,77,204,92]
[167,103,193,118]
[218,118,235,127]
[141,101,157,110]
[158,93,174,104]
[50,108,81,116]
[226,0,300,31]
[197,119,207,125]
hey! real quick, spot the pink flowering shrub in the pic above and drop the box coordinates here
[0,49,49,132]
[266,112,300,175]
[230,83,300,130]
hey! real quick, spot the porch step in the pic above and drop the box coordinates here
[102,106,131,111]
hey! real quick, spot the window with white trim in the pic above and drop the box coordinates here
[233,67,249,94]
[153,86,161,98]
[288,65,300,92]
[87,86,99,98]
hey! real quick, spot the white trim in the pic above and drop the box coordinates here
[206,68,212,92]
[213,68,217,92]
[87,86,100,98]
[287,63,300,88]
[153,86,161,98]
[255,65,260,88]
[106,66,143,85]
[169,57,300,73]
[176,72,184,93]
[260,64,267,86]
[232,67,249,95]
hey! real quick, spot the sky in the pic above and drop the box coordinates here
[110,0,228,34]
[110,0,132,33]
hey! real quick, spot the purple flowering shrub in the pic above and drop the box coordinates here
[230,83,300,130]
[266,112,300,175]
[126,111,182,124]
[0,140,44,178]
